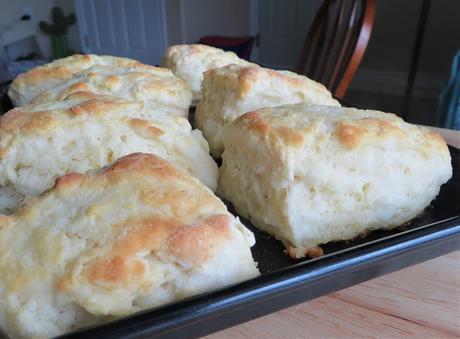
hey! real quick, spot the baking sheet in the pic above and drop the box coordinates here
[2,93,458,338]
[62,145,460,339]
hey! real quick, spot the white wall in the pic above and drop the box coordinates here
[165,0,250,45]
[0,0,251,62]
[181,0,249,42]
[0,0,57,60]
[55,0,251,58]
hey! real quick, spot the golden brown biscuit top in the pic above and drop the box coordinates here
[162,44,240,63]
[8,54,148,105]
[0,153,234,312]
[0,92,144,135]
[30,64,191,106]
[234,103,449,153]
[11,54,141,89]
[0,93,195,165]
[204,64,334,99]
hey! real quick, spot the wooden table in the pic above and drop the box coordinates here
[207,127,460,338]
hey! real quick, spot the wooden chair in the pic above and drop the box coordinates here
[296,0,375,99]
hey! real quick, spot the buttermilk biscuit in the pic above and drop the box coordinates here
[219,103,452,258]
[0,93,217,213]
[30,65,192,117]
[160,44,253,104]
[8,54,144,106]
[0,153,259,338]
[195,64,341,157]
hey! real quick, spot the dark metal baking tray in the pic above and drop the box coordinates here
[59,145,460,339]
[2,92,458,338]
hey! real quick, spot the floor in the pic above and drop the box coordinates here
[344,90,439,126]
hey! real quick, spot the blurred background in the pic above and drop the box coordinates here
[0,0,459,129]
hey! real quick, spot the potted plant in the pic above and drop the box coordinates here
[39,6,76,59]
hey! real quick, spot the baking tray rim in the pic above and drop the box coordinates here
[60,214,460,338]
[60,145,460,338]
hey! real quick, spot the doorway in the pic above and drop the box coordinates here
[75,0,167,65]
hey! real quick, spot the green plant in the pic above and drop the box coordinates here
[39,6,76,36]
[39,6,76,59]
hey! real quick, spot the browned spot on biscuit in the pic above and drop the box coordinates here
[338,117,409,149]
[190,44,205,53]
[81,54,92,62]
[305,247,324,258]
[106,153,178,180]
[142,79,171,92]
[361,117,404,137]
[56,276,70,292]
[142,189,199,217]
[55,278,68,291]
[10,55,91,90]
[77,99,108,115]
[203,214,231,229]
[202,67,215,80]
[89,257,126,283]
[54,172,85,190]
[249,119,271,136]
[168,214,231,265]
[29,111,54,129]
[237,66,261,97]
[22,65,74,87]
[269,69,307,88]
[89,256,146,286]
[285,246,324,259]
[241,110,304,146]
[337,123,366,149]
[84,219,178,287]
[276,127,304,147]
[68,82,91,93]
[68,98,100,115]
[241,111,260,121]
[67,95,136,116]
[0,215,10,230]
[129,118,165,139]
[113,219,178,257]
[81,214,230,288]
[284,246,297,258]
[0,108,26,131]
[104,75,121,87]
[241,111,270,136]
[0,108,54,133]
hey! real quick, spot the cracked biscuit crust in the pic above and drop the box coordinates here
[0,153,258,338]
[8,54,147,106]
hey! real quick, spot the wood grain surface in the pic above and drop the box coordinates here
[207,252,460,338]
[427,126,460,148]
[206,128,460,338]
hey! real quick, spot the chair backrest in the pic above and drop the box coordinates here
[198,36,254,60]
[296,0,375,98]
